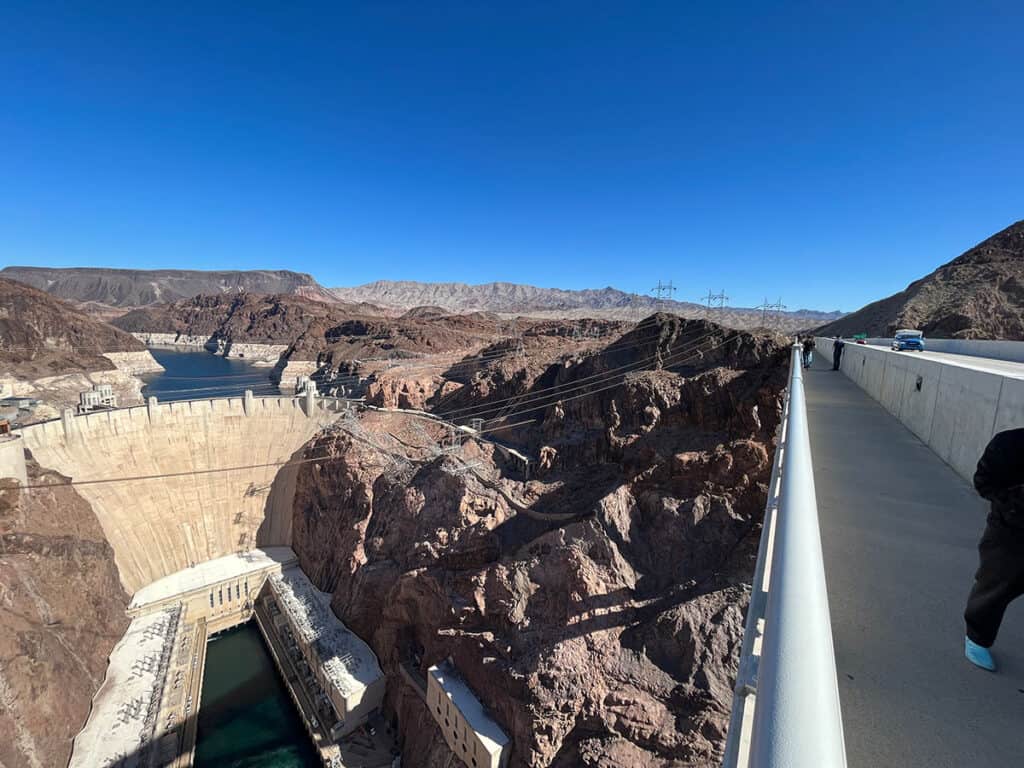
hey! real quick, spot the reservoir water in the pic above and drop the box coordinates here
[142,347,280,402]
[195,623,318,768]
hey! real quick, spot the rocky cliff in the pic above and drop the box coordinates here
[289,318,787,767]
[0,279,164,422]
[819,219,1024,339]
[0,464,130,768]
[0,278,147,379]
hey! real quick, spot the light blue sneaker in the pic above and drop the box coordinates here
[965,637,996,672]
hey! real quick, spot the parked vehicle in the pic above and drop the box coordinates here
[891,329,925,351]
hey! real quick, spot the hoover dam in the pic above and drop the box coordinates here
[4,359,408,768]
[19,392,338,593]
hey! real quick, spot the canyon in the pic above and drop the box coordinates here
[2,278,787,768]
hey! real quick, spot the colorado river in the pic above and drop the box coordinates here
[141,347,280,402]
[194,623,317,768]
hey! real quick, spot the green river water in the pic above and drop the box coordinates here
[194,623,317,768]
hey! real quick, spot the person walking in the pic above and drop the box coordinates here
[831,336,845,370]
[964,427,1024,671]
[802,336,816,368]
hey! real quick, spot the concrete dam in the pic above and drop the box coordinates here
[18,393,340,593]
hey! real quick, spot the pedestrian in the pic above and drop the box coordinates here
[831,336,845,370]
[964,428,1024,671]
[802,336,816,368]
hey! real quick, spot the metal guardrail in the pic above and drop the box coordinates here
[722,344,847,768]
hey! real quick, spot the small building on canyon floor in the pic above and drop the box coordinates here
[428,660,510,768]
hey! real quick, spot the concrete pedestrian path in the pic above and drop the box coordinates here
[803,356,1024,768]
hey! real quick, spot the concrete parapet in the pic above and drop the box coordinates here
[861,337,1024,364]
[817,337,1024,482]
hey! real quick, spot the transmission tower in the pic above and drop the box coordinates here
[756,297,787,328]
[651,280,677,310]
[701,289,729,317]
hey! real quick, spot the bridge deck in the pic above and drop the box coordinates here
[804,356,1024,768]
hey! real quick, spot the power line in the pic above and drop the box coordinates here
[435,327,725,423]
[16,331,744,492]
[478,331,741,426]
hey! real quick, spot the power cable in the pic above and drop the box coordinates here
[434,327,725,422]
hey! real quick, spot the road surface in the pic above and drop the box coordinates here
[804,355,1024,768]
[863,343,1024,379]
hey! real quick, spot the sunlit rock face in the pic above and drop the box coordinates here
[290,319,787,767]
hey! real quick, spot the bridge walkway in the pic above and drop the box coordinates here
[804,355,1024,768]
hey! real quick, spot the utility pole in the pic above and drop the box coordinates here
[651,280,677,310]
[757,297,787,329]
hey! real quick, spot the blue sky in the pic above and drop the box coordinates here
[1,2,1021,312]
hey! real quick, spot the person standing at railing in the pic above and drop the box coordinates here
[831,336,845,370]
[963,427,1024,672]
[802,336,816,368]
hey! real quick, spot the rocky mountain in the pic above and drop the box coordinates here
[0,466,130,768]
[290,316,788,766]
[331,280,844,332]
[0,278,147,378]
[0,266,336,308]
[112,292,360,345]
[819,220,1024,339]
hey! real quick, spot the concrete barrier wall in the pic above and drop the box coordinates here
[816,338,1024,483]
[20,396,341,593]
[862,337,1024,363]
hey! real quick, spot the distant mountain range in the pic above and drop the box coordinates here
[0,266,335,307]
[329,280,844,327]
[819,220,1024,339]
[0,266,843,331]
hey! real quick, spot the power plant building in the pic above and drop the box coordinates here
[428,660,510,768]
[265,568,386,737]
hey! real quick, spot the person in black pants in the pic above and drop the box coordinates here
[964,428,1024,671]
[831,336,845,370]
[802,336,816,368]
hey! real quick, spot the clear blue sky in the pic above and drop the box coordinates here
[1,2,1021,312]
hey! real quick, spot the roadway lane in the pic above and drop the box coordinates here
[862,343,1024,379]
[804,356,1024,768]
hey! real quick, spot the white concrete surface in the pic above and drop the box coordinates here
[428,660,510,768]
[0,434,27,485]
[19,395,340,592]
[817,338,1024,481]
[129,546,297,612]
[69,606,182,768]
[269,567,385,731]
[862,337,1024,364]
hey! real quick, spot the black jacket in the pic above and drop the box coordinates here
[974,428,1024,529]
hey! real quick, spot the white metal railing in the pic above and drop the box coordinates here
[722,344,846,768]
